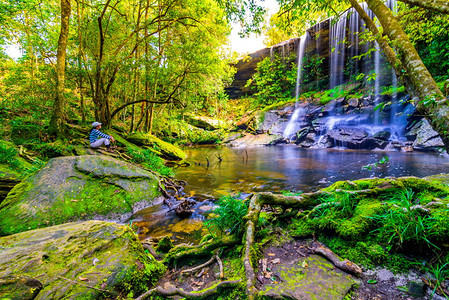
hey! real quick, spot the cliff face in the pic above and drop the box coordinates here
[225,8,396,99]
[225,20,331,98]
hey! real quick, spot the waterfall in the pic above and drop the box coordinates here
[294,33,311,102]
[283,107,306,139]
[330,10,349,88]
[373,42,381,124]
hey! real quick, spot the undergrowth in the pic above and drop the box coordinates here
[288,182,449,273]
[126,147,174,177]
[204,195,249,238]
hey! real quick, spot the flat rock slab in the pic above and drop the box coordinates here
[260,254,358,299]
[0,155,161,235]
[0,221,165,300]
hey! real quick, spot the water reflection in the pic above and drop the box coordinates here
[176,146,449,196]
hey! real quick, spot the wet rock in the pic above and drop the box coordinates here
[0,221,165,300]
[222,132,243,143]
[258,111,288,135]
[298,133,318,148]
[327,127,369,149]
[376,269,394,282]
[406,280,426,298]
[410,119,444,150]
[348,98,359,108]
[295,127,310,144]
[0,156,161,236]
[373,131,391,141]
[126,133,187,160]
[259,255,358,299]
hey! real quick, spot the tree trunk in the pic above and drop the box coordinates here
[398,0,449,14]
[49,0,71,137]
[365,0,449,150]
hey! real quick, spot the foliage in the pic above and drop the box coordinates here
[400,5,449,80]
[205,195,249,238]
[370,188,442,250]
[301,54,325,87]
[0,141,20,169]
[247,55,297,106]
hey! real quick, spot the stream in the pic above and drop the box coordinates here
[131,146,449,243]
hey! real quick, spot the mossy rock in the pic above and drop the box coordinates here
[0,221,166,299]
[184,114,228,131]
[259,255,358,299]
[126,133,187,161]
[324,176,449,197]
[0,155,161,236]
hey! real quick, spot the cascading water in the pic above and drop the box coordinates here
[330,11,349,88]
[283,107,307,139]
[283,34,311,139]
[282,0,412,147]
[294,33,311,101]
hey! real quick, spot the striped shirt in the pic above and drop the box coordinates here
[89,129,111,144]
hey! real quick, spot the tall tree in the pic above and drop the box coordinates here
[49,0,71,137]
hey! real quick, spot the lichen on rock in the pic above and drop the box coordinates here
[0,221,166,299]
[0,155,161,236]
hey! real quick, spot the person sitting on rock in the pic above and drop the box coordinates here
[89,121,115,151]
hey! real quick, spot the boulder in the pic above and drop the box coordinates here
[348,98,359,108]
[373,131,391,141]
[229,134,284,147]
[184,114,227,131]
[412,119,445,150]
[327,127,369,149]
[0,155,161,236]
[258,111,288,135]
[0,221,165,299]
[259,255,358,299]
[126,133,187,160]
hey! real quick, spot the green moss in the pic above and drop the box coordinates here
[336,199,384,238]
[126,133,187,161]
[155,236,174,253]
[0,156,160,236]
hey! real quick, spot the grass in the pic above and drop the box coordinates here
[204,195,249,238]
[370,188,438,250]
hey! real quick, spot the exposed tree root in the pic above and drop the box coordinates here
[165,235,240,265]
[216,253,224,279]
[244,194,262,298]
[309,239,363,276]
[243,191,367,298]
[181,253,217,275]
[135,280,241,300]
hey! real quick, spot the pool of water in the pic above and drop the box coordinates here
[176,146,449,196]
[130,146,449,243]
